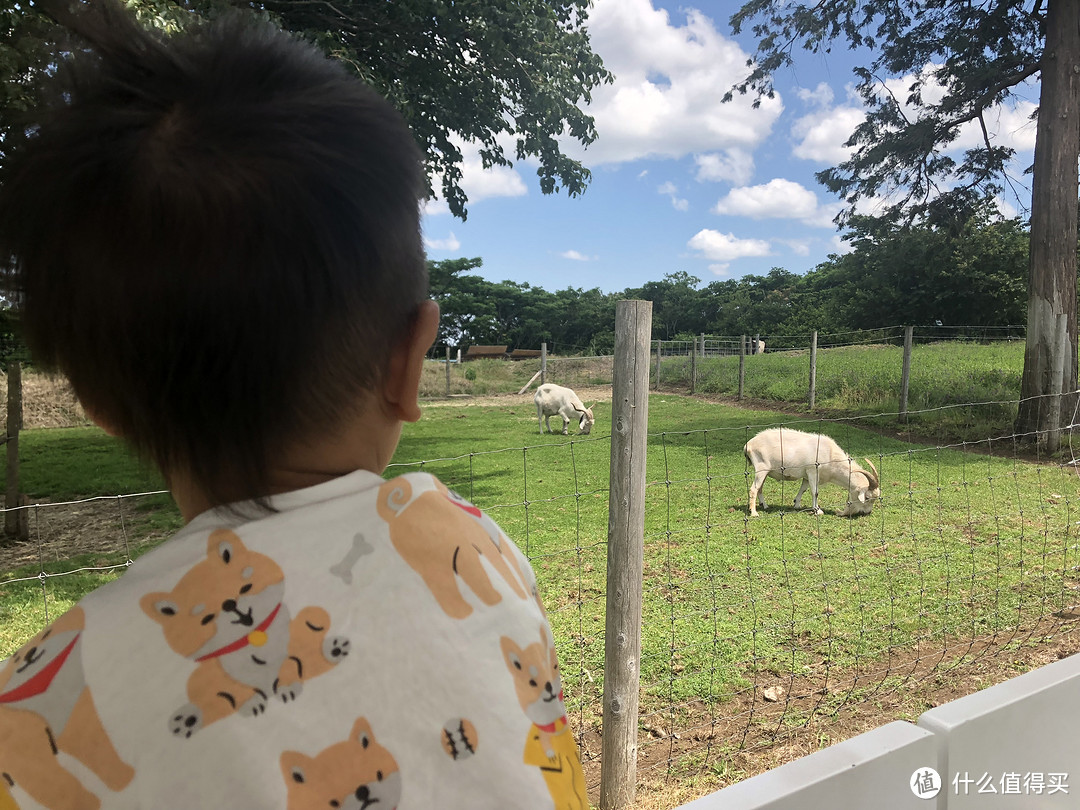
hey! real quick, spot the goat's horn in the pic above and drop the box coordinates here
[863,458,880,488]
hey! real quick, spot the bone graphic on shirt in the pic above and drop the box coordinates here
[330,532,374,585]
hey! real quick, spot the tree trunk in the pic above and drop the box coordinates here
[1015,0,1080,441]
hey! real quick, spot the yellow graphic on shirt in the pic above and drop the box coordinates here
[501,627,588,810]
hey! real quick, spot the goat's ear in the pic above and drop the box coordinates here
[857,490,866,503]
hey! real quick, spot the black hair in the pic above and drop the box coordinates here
[0,3,428,507]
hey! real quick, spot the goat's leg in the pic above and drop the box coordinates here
[561,414,569,435]
[807,469,824,515]
[537,408,544,434]
[793,478,810,508]
[748,470,769,516]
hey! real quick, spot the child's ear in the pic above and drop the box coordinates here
[384,300,440,423]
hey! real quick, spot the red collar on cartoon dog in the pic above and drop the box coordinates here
[537,715,569,734]
[195,603,281,662]
[445,494,482,518]
[537,690,568,732]
[0,634,80,705]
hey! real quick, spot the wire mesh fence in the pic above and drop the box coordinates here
[6,401,1077,799]
[0,491,176,647]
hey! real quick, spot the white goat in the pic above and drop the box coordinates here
[534,383,595,435]
[744,428,880,517]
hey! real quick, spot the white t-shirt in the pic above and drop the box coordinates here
[0,470,588,809]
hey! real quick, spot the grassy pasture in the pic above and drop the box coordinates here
[661,341,1029,441]
[0,377,1075,791]
[389,394,1077,747]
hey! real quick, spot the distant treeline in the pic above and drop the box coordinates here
[430,210,1033,356]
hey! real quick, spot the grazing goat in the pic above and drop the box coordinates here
[744,428,880,517]
[534,384,595,435]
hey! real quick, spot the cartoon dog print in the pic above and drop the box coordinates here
[501,626,588,810]
[376,476,529,619]
[280,717,401,810]
[141,528,350,738]
[0,606,134,810]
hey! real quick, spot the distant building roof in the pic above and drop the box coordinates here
[464,345,508,360]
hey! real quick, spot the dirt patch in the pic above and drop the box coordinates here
[0,497,173,574]
[580,617,1080,809]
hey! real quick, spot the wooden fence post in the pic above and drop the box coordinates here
[540,342,547,386]
[809,331,818,410]
[738,335,746,401]
[600,300,651,810]
[654,339,662,389]
[899,326,914,423]
[690,335,697,394]
[753,332,760,355]
[5,361,26,541]
[445,346,451,397]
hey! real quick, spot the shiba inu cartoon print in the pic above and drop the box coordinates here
[281,717,401,810]
[376,475,530,619]
[140,529,350,737]
[501,626,589,810]
[0,607,134,810]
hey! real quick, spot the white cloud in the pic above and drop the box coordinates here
[878,67,1037,154]
[694,149,755,185]
[427,137,528,210]
[709,263,732,277]
[830,235,853,255]
[688,230,772,262]
[637,169,649,179]
[560,249,594,261]
[657,181,689,211]
[797,83,835,107]
[792,71,1036,168]
[791,105,866,164]
[422,198,450,217]
[460,159,527,202]
[712,178,841,228]
[778,238,812,256]
[993,194,1021,219]
[567,0,783,165]
[425,232,461,251]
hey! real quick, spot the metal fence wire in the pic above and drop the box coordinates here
[2,405,1079,801]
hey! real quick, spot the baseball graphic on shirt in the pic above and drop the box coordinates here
[441,718,478,761]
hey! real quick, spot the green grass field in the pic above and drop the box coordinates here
[1,346,1075,787]
[658,340,1030,441]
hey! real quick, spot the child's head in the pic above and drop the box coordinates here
[0,5,432,508]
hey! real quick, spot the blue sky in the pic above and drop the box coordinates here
[420,0,1038,295]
